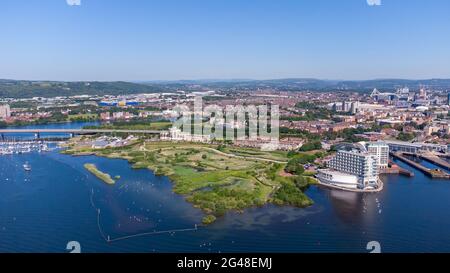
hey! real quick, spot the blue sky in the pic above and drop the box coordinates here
[1,0,450,81]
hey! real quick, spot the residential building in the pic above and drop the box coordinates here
[366,142,390,169]
[161,127,211,143]
[100,112,111,121]
[0,104,11,119]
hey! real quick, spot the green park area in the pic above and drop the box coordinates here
[67,141,319,224]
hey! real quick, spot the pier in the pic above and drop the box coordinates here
[391,152,450,179]
[381,162,414,177]
[419,154,450,171]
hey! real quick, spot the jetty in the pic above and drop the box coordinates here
[419,154,450,171]
[381,163,414,177]
[391,152,450,179]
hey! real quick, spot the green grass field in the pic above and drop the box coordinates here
[68,141,314,224]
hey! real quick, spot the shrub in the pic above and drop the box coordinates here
[202,215,217,225]
[299,141,322,152]
[285,158,305,175]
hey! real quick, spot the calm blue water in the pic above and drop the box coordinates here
[1,122,450,253]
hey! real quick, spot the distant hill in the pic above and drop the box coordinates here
[2,78,450,98]
[0,80,165,98]
[189,78,450,92]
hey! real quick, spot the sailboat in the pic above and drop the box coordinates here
[23,162,32,171]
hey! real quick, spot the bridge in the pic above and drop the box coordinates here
[0,129,163,139]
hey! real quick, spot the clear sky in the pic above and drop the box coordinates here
[1,0,450,81]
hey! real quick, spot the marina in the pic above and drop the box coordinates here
[2,147,450,253]
[0,141,52,155]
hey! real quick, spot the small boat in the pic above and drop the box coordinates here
[23,162,32,171]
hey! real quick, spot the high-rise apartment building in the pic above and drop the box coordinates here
[0,104,11,119]
[366,142,389,169]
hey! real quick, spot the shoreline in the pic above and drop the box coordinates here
[3,120,100,128]
[64,141,315,224]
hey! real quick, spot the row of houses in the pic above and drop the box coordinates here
[160,127,304,151]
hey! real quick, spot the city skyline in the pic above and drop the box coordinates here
[1,0,450,81]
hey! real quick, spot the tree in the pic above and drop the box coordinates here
[217,145,226,152]
[294,176,310,191]
[285,158,305,175]
[299,141,322,152]
[272,181,313,207]
[397,132,415,141]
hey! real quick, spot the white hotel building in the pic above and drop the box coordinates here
[318,149,380,190]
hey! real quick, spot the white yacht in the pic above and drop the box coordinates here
[23,162,32,171]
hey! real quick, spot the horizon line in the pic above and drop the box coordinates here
[2,77,450,83]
